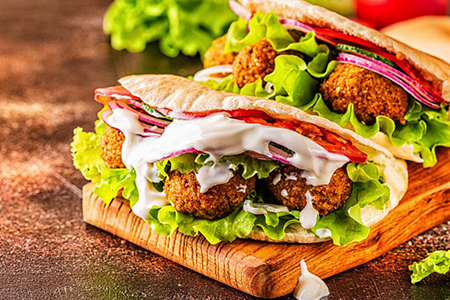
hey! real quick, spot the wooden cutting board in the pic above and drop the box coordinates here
[82,149,450,299]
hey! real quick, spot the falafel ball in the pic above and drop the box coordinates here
[320,63,409,125]
[266,165,352,216]
[203,34,237,69]
[232,39,279,88]
[164,170,256,220]
[232,39,305,88]
[100,126,126,169]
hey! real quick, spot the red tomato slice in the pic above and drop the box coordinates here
[314,27,378,49]
[229,109,274,121]
[236,114,367,164]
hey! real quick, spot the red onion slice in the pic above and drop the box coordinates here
[229,0,252,20]
[193,65,233,82]
[280,18,337,46]
[100,109,114,128]
[345,52,440,106]
[110,100,171,127]
[142,124,164,135]
[337,54,440,109]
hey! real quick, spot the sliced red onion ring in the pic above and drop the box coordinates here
[337,53,440,109]
[101,109,114,127]
[109,100,171,127]
[269,143,292,158]
[101,107,163,135]
[280,18,337,46]
[344,52,440,106]
[268,151,291,165]
[193,65,233,82]
[229,0,251,20]
[142,124,164,135]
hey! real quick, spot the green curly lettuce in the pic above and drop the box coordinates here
[155,153,279,180]
[409,250,450,284]
[146,196,303,244]
[225,11,329,57]
[104,0,237,57]
[71,116,139,206]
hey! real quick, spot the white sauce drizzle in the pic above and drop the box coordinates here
[286,172,298,181]
[293,260,329,300]
[272,173,282,185]
[281,189,288,197]
[237,184,247,193]
[107,110,349,220]
[299,191,319,229]
[315,228,332,239]
[195,162,233,193]
[243,200,289,215]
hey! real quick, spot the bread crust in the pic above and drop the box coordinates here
[118,74,409,244]
[241,0,450,101]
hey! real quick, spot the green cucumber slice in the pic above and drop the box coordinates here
[337,44,397,68]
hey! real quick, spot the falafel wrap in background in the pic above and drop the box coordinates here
[194,0,450,168]
[71,75,408,246]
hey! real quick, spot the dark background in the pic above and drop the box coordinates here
[0,0,449,299]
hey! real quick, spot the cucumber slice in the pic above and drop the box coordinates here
[141,102,173,121]
[337,44,397,68]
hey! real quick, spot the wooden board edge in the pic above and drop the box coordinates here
[82,183,278,298]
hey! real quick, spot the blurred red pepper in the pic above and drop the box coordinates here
[356,0,448,29]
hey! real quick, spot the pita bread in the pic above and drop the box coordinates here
[382,16,450,64]
[241,0,450,102]
[118,74,408,244]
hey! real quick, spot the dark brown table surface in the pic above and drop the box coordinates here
[0,0,449,299]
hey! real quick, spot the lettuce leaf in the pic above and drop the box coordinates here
[145,194,303,244]
[311,162,390,246]
[409,250,450,284]
[155,153,279,180]
[104,0,237,57]
[225,11,325,58]
[94,167,139,206]
[71,117,139,206]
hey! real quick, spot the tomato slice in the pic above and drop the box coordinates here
[236,115,367,164]
[314,27,378,49]
[229,109,274,121]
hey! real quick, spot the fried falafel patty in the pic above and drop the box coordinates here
[100,126,126,169]
[232,39,305,88]
[320,64,409,125]
[232,39,278,88]
[164,170,256,220]
[266,165,352,216]
[203,35,237,69]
